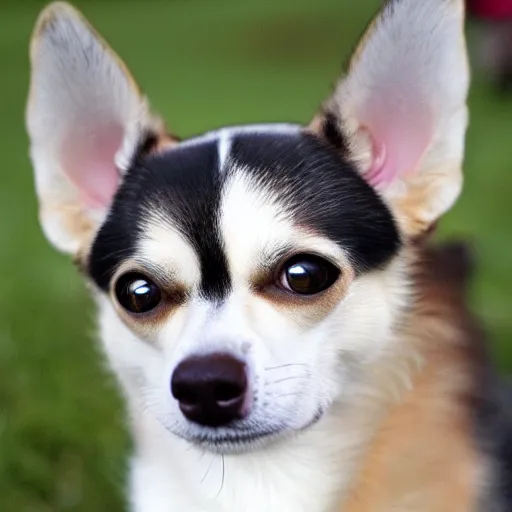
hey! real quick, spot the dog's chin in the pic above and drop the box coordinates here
[172,408,325,455]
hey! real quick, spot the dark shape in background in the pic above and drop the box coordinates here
[468,0,512,92]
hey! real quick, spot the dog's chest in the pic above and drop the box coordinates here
[130,437,344,512]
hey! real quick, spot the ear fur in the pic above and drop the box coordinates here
[26,2,172,254]
[310,0,470,236]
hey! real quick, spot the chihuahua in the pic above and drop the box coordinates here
[25,0,512,510]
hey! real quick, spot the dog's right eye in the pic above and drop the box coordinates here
[115,272,162,314]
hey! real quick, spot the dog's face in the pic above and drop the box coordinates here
[91,126,404,451]
[26,1,469,453]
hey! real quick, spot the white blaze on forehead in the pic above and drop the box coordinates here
[137,215,200,286]
[217,128,233,171]
[220,171,290,279]
[220,170,344,281]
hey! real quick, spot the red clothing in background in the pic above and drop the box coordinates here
[468,0,512,19]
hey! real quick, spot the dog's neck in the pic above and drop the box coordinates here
[339,243,486,511]
[127,244,486,512]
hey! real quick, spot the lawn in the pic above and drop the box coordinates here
[0,0,511,510]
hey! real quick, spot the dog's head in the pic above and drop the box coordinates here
[26,0,469,453]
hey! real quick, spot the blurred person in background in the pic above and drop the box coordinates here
[467,0,512,92]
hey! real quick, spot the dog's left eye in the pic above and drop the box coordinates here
[115,272,162,314]
[279,255,340,295]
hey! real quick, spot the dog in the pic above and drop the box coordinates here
[25,0,512,510]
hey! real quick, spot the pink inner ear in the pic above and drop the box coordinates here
[60,122,124,208]
[360,92,434,188]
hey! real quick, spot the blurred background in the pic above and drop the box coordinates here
[0,0,511,510]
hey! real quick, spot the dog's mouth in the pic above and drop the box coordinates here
[171,425,284,454]
[192,429,281,454]
[175,406,325,454]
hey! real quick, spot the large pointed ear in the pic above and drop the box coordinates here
[26,2,175,255]
[309,0,469,237]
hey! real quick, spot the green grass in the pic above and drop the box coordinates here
[0,0,511,510]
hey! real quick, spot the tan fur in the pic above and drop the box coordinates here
[253,262,355,326]
[154,133,179,152]
[393,164,464,237]
[45,203,97,256]
[337,243,483,511]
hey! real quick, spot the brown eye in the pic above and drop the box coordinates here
[115,272,162,314]
[280,255,340,295]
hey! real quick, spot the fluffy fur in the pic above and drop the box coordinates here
[25,1,512,511]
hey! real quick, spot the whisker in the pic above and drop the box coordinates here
[265,363,309,371]
[274,391,302,399]
[266,374,309,386]
[200,455,216,484]
[216,455,225,498]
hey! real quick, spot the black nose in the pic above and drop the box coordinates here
[171,353,248,427]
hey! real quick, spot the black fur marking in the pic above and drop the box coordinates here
[322,111,347,150]
[88,140,232,300]
[131,131,160,165]
[229,132,401,274]
[88,129,401,298]
[475,373,512,510]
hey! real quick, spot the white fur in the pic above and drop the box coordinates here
[217,129,233,171]
[138,219,202,288]
[96,271,410,512]
[26,1,468,511]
